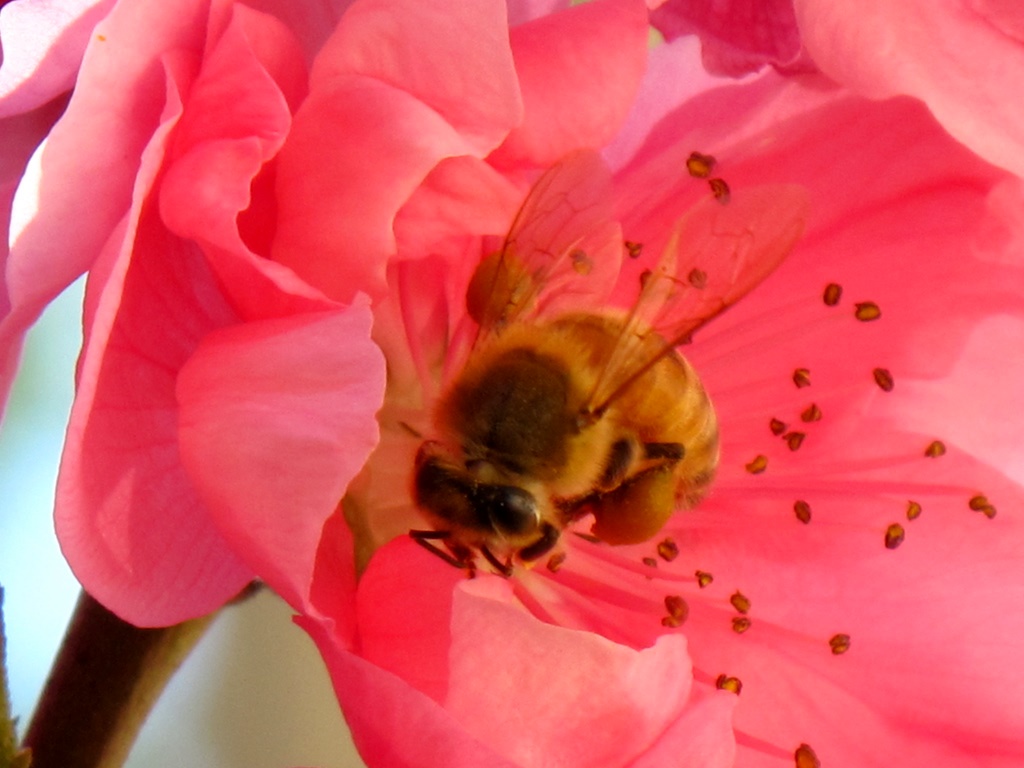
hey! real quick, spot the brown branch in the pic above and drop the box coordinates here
[22,590,222,768]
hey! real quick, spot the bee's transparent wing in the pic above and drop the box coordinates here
[586,183,810,415]
[467,150,622,346]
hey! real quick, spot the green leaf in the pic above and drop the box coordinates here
[0,588,32,768]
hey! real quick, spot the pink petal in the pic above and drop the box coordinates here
[394,156,521,261]
[447,578,698,768]
[52,3,333,625]
[0,0,114,117]
[0,96,67,410]
[271,0,521,303]
[491,0,650,168]
[177,303,385,613]
[300,613,519,768]
[155,3,327,319]
[629,688,737,768]
[354,535,466,703]
[311,0,520,156]
[794,0,1024,177]
[346,536,733,767]
[603,36,723,172]
[650,0,806,76]
[56,209,253,627]
[3,0,214,389]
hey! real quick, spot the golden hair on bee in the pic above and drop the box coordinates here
[411,149,808,575]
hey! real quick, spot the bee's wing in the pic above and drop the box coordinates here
[586,183,810,415]
[467,149,622,346]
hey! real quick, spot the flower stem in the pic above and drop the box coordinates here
[22,590,229,768]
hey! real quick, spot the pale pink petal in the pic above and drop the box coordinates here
[155,3,328,319]
[177,303,385,613]
[603,35,723,172]
[272,0,521,303]
[0,0,114,116]
[299,614,519,768]
[447,578,696,768]
[3,0,215,385]
[312,0,520,155]
[0,96,67,409]
[53,3,333,625]
[230,0,353,64]
[346,536,734,767]
[55,209,252,627]
[650,0,806,76]
[794,0,1024,177]
[491,0,650,168]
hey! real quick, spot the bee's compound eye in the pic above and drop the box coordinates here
[476,485,540,538]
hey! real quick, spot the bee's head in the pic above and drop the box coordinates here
[472,483,541,539]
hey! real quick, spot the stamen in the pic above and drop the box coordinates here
[624,240,643,259]
[873,367,894,391]
[696,570,714,588]
[969,495,997,519]
[732,617,752,634]
[793,368,811,388]
[708,177,731,204]
[795,743,821,768]
[546,552,567,573]
[730,591,751,614]
[662,595,689,627]
[688,268,708,289]
[657,538,680,562]
[924,440,946,458]
[906,500,922,520]
[829,633,851,655]
[800,404,822,422]
[823,283,842,306]
[642,556,658,568]
[770,418,788,435]
[794,500,812,524]
[854,302,881,321]
[686,151,716,178]
[784,432,805,451]
[746,455,768,474]
[715,674,742,694]
[885,523,906,549]
[570,249,593,275]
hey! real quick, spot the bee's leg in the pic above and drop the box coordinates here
[479,545,514,578]
[589,466,677,545]
[409,529,475,575]
[518,522,561,562]
[642,441,685,465]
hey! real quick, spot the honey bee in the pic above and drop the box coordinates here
[411,150,806,575]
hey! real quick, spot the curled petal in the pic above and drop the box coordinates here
[0,0,114,117]
[650,0,806,76]
[55,212,252,627]
[177,302,385,613]
[794,0,1024,177]
[272,0,521,302]
[491,0,650,168]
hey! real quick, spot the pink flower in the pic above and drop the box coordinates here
[4,0,1024,767]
